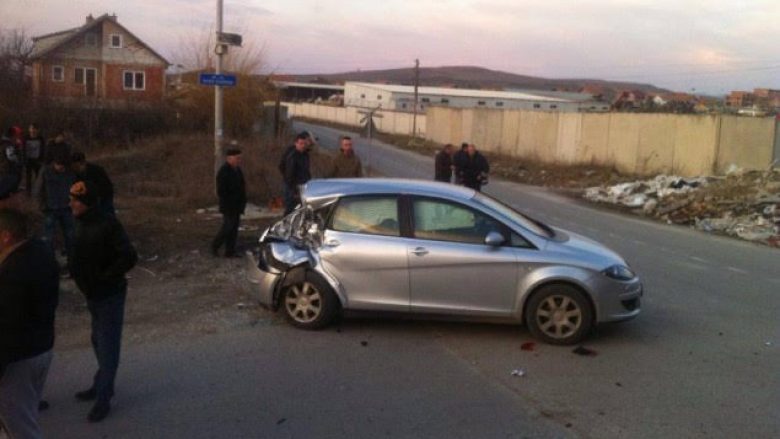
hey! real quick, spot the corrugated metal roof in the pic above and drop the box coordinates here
[273,81,345,91]
[348,82,573,103]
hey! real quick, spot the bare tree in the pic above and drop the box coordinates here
[171,27,273,136]
[0,28,34,120]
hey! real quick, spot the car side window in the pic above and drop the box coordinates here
[412,199,504,245]
[331,196,400,237]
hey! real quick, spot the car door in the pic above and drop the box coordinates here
[317,195,411,312]
[407,197,519,317]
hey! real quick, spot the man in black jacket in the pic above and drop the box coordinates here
[211,148,246,257]
[23,124,46,193]
[69,181,137,423]
[452,142,469,185]
[71,151,115,216]
[434,143,454,183]
[460,143,490,192]
[283,133,311,215]
[0,208,59,439]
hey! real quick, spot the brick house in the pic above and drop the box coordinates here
[30,14,169,106]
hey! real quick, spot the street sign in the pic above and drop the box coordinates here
[199,73,237,87]
[218,32,243,47]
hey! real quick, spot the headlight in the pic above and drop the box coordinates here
[602,264,636,281]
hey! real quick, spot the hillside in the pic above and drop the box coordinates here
[287,65,669,98]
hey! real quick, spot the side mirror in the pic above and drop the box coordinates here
[484,231,505,247]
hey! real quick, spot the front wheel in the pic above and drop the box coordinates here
[525,284,594,345]
[282,273,339,330]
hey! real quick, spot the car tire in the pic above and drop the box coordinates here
[525,284,594,345]
[282,272,339,330]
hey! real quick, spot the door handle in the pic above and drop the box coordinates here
[324,239,341,247]
[411,247,429,256]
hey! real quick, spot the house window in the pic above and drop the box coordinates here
[401,103,407,109]
[421,97,430,103]
[123,70,145,90]
[75,67,85,84]
[85,33,97,46]
[533,104,541,109]
[441,98,449,104]
[478,101,486,106]
[377,94,382,100]
[550,105,558,109]
[360,93,365,98]
[52,66,64,82]
[496,101,504,107]
[110,34,122,48]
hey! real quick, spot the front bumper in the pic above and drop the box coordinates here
[591,275,643,323]
[245,249,281,309]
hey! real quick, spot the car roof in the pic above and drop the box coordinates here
[302,178,476,206]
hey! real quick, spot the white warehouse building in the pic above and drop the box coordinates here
[344,82,609,113]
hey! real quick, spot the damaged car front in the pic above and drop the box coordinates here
[245,200,333,312]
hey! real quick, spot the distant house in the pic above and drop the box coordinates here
[30,14,169,106]
[611,90,648,110]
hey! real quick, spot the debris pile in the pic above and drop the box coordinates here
[584,167,780,247]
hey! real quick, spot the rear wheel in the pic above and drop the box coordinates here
[525,284,593,345]
[282,272,339,329]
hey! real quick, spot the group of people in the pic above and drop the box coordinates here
[1,126,137,438]
[210,131,363,257]
[435,142,490,191]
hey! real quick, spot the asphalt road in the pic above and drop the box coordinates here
[37,122,778,439]
[294,121,780,438]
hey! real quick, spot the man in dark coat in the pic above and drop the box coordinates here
[460,143,490,192]
[434,143,454,183]
[211,148,246,257]
[71,151,115,216]
[283,133,311,215]
[68,181,137,423]
[452,142,469,185]
[23,124,46,193]
[1,132,22,198]
[0,208,59,439]
[45,130,72,165]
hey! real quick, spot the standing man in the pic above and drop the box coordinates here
[460,144,490,192]
[434,143,454,183]
[1,133,22,199]
[34,154,76,260]
[0,208,59,439]
[452,142,469,185]
[329,136,363,178]
[69,181,137,422]
[282,133,311,215]
[45,130,71,165]
[71,151,115,216]
[23,124,46,193]
[211,148,246,258]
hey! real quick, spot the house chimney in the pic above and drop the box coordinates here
[109,13,118,21]
[86,14,94,24]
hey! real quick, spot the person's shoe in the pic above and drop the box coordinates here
[38,400,50,411]
[87,401,111,423]
[75,388,96,402]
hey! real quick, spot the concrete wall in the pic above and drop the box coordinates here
[284,102,426,137]
[428,108,778,176]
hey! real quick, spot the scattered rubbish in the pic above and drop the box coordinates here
[572,345,598,356]
[615,382,623,387]
[276,418,286,425]
[766,341,773,347]
[584,169,780,247]
[236,302,248,309]
[196,208,206,214]
[520,341,536,351]
[510,369,526,377]
[360,340,368,347]
[145,255,159,262]
[565,423,573,428]
[176,218,182,223]
[199,203,280,221]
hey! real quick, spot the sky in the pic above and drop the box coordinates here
[3,0,779,95]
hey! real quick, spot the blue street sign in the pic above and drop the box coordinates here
[199,73,237,87]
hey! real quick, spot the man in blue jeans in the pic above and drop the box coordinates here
[33,154,75,261]
[68,181,137,423]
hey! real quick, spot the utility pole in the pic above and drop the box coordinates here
[412,58,419,138]
[214,0,225,179]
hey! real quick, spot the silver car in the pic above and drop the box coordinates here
[247,178,642,345]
